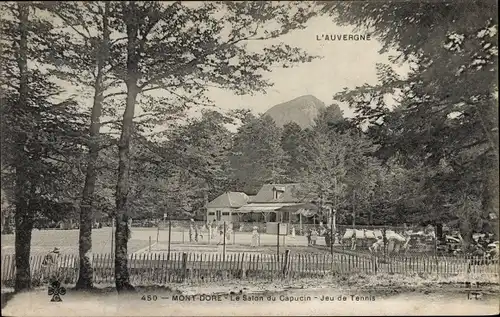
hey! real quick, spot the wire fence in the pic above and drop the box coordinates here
[143,220,445,256]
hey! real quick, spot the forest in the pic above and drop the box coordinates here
[0,1,497,292]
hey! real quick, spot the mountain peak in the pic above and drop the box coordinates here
[264,95,326,129]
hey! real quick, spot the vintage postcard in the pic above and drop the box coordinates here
[1,1,498,316]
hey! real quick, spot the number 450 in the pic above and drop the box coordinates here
[141,295,158,301]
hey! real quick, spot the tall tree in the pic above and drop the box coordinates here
[326,1,499,244]
[0,2,86,291]
[295,129,348,221]
[163,110,235,211]
[109,1,317,291]
[43,1,116,290]
[281,122,306,182]
[231,115,288,194]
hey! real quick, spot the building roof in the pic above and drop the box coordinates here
[251,183,304,203]
[206,192,250,208]
[236,203,300,213]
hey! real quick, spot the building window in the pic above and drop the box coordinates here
[273,188,284,200]
[222,212,229,216]
[216,210,222,221]
[208,212,215,216]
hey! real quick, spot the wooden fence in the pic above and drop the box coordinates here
[1,252,498,287]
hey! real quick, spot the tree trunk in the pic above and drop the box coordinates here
[14,199,33,291]
[14,2,33,293]
[115,2,139,291]
[76,2,110,290]
[114,83,138,291]
[482,165,499,239]
[459,220,474,253]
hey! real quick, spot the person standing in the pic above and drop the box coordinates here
[319,222,325,236]
[41,247,60,283]
[189,219,198,242]
[227,222,233,244]
[382,229,388,254]
[217,224,225,245]
[251,226,259,248]
[350,231,357,251]
[211,219,217,239]
[207,221,211,241]
[311,228,318,245]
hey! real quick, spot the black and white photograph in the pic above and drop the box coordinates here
[1,1,498,316]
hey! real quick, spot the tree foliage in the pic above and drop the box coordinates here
[324,0,499,241]
[0,1,88,291]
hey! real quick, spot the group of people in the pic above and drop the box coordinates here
[471,233,498,257]
[188,219,234,243]
[306,228,319,246]
[476,233,495,249]
[206,219,235,245]
[305,223,338,247]
[189,219,264,247]
[187,219,232,243]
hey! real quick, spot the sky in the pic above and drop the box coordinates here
[191,15,410,120]
[44,5,411,135]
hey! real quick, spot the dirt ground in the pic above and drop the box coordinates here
[0,227,329,257]
[2,280,498,316]
[1,228,150,256]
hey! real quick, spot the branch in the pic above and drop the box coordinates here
[51,10,91,40]
[476,105,499,161]
[138,35,251,90]
[132,131,215,184]
[101,112,170,126]
[103,91,127,100]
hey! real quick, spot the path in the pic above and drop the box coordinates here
[2,287,498,316]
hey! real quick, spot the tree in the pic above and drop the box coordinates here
[295,128,348,222]
[162,110,235,213]
[296,104,385,225]
[43,1,116,290]
[231,115,288,194]
[281,122,306,182]
[106,1,318,291]
[1,188,14,234]
[0,2,87,291]
[325,1,499,243]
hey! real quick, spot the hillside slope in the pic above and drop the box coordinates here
[264,95,326,128]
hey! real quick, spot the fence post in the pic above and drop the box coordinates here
[223,221,226,258]
[149,236,152,252]
[282,249,290,278]
[277,223,280,258]
[208,224,211,245]
[182,252,188,282]
[111,219,115,258]
[167,219,172,262]
[156,226,159,243]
